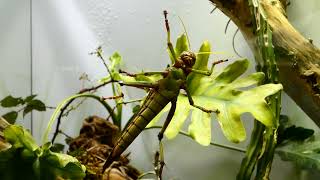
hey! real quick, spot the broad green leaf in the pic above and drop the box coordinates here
[175,34,189,56]
[149,39,282,145]
[276,138,320,170]
[187,41,211,94]
[165,96,190,139]
[24,94,37,103]
[0,95,23,107]
[0,125,85,180]
[39,143,86,179]
[188,108,211,145]
[2,111,18,124]
[50,143,65,153]
[4,125,38,151]
[23,99,46,117]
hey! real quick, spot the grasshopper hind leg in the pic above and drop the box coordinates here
[155,99,177,179]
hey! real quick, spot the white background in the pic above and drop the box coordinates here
[0,0,319,179]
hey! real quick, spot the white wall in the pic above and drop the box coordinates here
[1,0,320,179]
[0,0,31,130]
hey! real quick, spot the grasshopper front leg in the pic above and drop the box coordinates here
[188,59,228,76]
[119,69,167,77]
[117,81,159,89]
[183,84,219,114]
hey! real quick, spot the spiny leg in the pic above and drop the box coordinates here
[117,81,159,89]
[158,99,177,141]
[163,10,177,62]
[119,69,167,77]
[155,99,177,180]
[188,59,228,76]
[183,85,219,114]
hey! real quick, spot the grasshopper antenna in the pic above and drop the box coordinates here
[164,10,177,62]
[177,15,191,50]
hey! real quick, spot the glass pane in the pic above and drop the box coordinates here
[0,0,31,130]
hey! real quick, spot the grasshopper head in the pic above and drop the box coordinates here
[180,51,196,68]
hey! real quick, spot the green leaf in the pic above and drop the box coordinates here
[175,34,189,56]
[0,95,23,107]
[278,115,314,144]
[39,143,86,180]
[2,111,18,124]
[149,38,282,145]
[109,51,122,70]
[23,99,46,117]
[278,126,314,144]
[24,94,37,103]
[167,34,189,63]
[50,143,65,153]
[4,125,38,151]
[276,138,320,170]
[0,125,85,180]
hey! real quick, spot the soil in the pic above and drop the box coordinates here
[68,116,141,180]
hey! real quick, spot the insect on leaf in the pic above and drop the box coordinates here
[149,37,283,145]
[168,34,190,63]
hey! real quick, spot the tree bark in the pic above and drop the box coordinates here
[209,0,320,126]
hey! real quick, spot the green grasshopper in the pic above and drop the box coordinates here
[102,10,226,173]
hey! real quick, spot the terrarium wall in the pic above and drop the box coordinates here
[0,0,319,179]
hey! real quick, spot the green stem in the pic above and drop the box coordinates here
[42,93,116,144]
[237,0,282,179]
[237,121,264,180]
[145,126,246,153]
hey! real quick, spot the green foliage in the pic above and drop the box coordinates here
[0,95,46,124]
[0,125,85,180]
[23,99,46,117]
[50,143,65,153]
[147,34,282,145]
[277,115,315,144]
[0,96,24,107]
[275,115,319,171]
[1,111,18,124]
[276,137,320,171]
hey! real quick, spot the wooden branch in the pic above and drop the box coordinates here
[209,0,320,126]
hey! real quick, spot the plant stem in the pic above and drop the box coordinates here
[48,93,115,144]
[51,81,112,143]
[145,126,246,153]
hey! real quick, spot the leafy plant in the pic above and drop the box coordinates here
[0,95,46,124]
[0,124,85,180]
